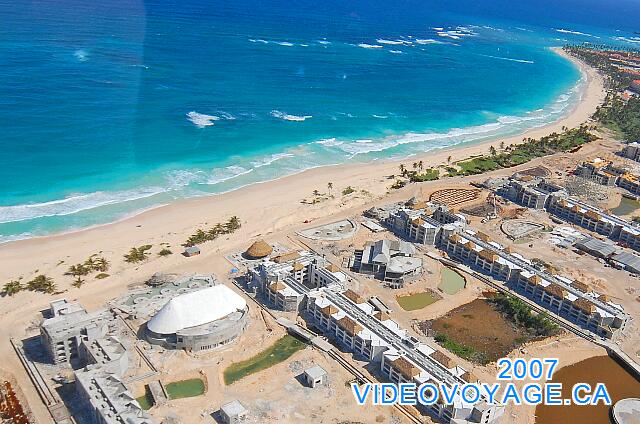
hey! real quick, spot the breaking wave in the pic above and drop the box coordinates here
[270,110,312,121]
[186,111,219,128]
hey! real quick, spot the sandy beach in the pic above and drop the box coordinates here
[0,47,608,423]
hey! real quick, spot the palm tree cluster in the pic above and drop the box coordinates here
[452,125,596,176]
[66,255,110,288]
[397,161,439,183]
[183,216,241,247]
[124,245,153,263]
[3,274,58,296]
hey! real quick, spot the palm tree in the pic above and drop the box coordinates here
[2,280,23,296]
[27,275,56,294]
[312,189,320,197]
[489,146,497,156]
[83,256,97,271]
[399,164,405,175]
[67,263,89,277]
[418,160,423,171]
[93,257,110,272]
[447,156,452,163]
[226,216,241,232]
[72,275,85,289]
[327,182,333,195]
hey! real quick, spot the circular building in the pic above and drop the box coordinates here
[612,398,640,424]
[245,239,273,259]
[146,285,248,352]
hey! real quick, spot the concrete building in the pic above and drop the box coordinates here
[75,368,152,424]
[620,142,640,162]
[145,284,248,352]
[303,365,327,388]
[249,250,347,311]
[40,300,116,365]
[499,177,564,209]
[574,158,622,186]
[546,195,640,251]
[39,299,153,423]
[439,228,629,339]
[304,288,504,424]
[618,173,640,196]
[385,204,466,245]
[220,400,248,424]
[353,239,422,288]
[575,237,618,259]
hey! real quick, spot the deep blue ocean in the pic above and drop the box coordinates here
[1,0,639,242]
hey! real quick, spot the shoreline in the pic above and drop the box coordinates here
[0,47,604,264]
[0,48,599,248]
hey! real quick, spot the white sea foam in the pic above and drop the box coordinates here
[317,40,331,45]
[555,29,600,39]
[276,41,294,46]
[376,39,411,45]
[480,54,534,64]
[415,39,443,45]
[74,49,89,62]
[218,111,236,120]
[389,50,403,54]
[250,152,295,168]
[372,114,389,118]
[613,36,640,44]
[315,138,342,147]
[357,43,383,49]
[0,186,167,224]
[186,111,220,128]
[270,110,312,121]
[205,165,253,185]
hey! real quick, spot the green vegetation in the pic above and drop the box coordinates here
[396,291,440,311]
[2,280,23,296]
[409,168,439,182]
[449,126,597,177]
[565,46,640,141]
[158,248,173,257]
[342,186,356,195]
[66,254,110,287]
[434,333,482,363]
[223,335,306,385]
[95,273,109,279]
[165,378,206,400]
[488,293,561,337]
[124,245,153,263]
[26,274,57,294]
[183,216,241,247]
[390,179,406,190]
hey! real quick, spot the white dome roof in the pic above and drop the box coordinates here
[147,285,247,335]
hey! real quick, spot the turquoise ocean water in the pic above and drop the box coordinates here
[1,0,639,242]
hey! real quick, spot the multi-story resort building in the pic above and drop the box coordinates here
[493,177,640,252]
[352,239,423,288]
[379,201,629,339]
[621,141,640,162]
[498,176,565,210]
[574,158,625,186]
[39,300,153,424]
[305,289,504,424]
[574,158,640,196]
[40,299,117,366]
[247,252,505,424]
[249,250,348,311]
[546,195,640,251]
[438,228,628,339]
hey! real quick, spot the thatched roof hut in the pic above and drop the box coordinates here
[245,239,273,259]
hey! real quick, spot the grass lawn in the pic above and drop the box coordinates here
[223,335,306,385]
